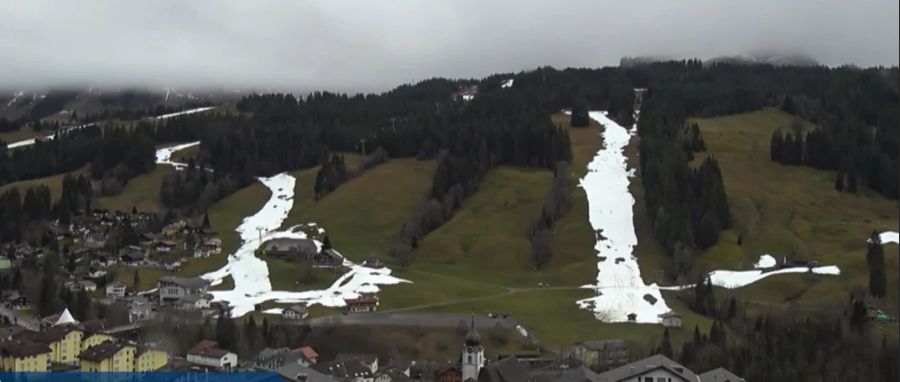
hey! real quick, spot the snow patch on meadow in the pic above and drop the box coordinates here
[572,109,672,324]
[660,254,841,291]
[871,231,899,245]
[753,254,777,268]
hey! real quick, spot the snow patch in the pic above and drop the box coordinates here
[871,231,899,245]
[501,79,514,88]
[753,254,777,268]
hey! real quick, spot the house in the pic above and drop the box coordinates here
[344,296,379,314]
[80,280,97,292]
[597,354,701,382]
[106,281,127,298]
[3,292,32,310]
[336,353,379,374]
[453,85,478,102]
[313,249,344,269]
[0,339,52,372]
[135,346,169,372]
[255,347,315,371]
[282,305,309,320]
[33,324,84,365]
[627,313,637,322]
[478,356,532,382]
[434,365,462,382]
[659,311,683,328]
[93,252,116,267]
[276,362,337,382]
[195,237,223,257]
[126,296,154,322]
[295,346,319,364]
[361,256,383,268]
[40,307,80,328]
[162,220,187,237]
[698,367,745,382]
[157,255,183,271]
[186,340,237,370]
[120,245,148,265]
[79,340,136,372]
[86,267,108,280]
[175,293,213,310]
[158,276,211,301]
[313,359,374,382]
[154,240,177,253]
[572,339,629,371]
[83,231,107,249]
[263,238,319,260]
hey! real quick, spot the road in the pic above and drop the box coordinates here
[306,312,518,329]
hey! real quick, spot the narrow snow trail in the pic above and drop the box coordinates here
[573,108,673,324]
[659,254,841,291]
[5,106,217,150]
[155,141,200,170]
[154,145,408,317]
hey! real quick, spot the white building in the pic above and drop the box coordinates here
[460,316,484,381]
[106,281,127,298]
[187,340,238,370]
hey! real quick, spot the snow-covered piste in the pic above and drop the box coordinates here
[199,174,409,317]
[660,254,841,291]
[573,108,673,324]
[153,145,409,317]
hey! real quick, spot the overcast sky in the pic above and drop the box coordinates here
[1,0,897,92]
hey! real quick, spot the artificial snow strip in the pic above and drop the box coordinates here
[155,141,200,170]
[196,173,408,317]
[870,231,899,245]
[572,108,673,324]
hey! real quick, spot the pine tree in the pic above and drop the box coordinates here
[847,170,858,193]
[867,231,886,298]
[133,270,141,289]
[660,328,673,357]
[322,234,332,250]
[202,212,211,229]
[834,171,844,191]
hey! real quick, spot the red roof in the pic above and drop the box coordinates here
[293,346,318,361]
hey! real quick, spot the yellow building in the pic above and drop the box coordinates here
[35,325,84,365]
[135,347,169,372]
[0,339,52,372]
[82,332,114,351]
[79,341,136,372]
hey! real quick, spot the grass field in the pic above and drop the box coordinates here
[0,166,88,200]
[0,126,48,144]
[97,165,174,214]
[683,108,899,316]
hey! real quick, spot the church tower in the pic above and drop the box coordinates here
[461,314,484,381]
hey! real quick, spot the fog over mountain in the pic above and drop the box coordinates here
[1,0,897,92]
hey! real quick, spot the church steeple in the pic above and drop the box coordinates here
[461,313,484,381]
[464,313,481,346]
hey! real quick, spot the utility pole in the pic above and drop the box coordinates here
[360,138,367,156]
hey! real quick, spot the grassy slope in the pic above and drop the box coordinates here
[0,126,48,144]
[97,165,173,214]
[0,166,88,200]
[686,108,899,316]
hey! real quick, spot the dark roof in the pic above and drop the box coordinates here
[376,368,413,382]
[158,276,211,289]
[321,248,343,260]
[80,319,112,335]
[659,311,682,319]
[464,315,481,347]
[312,359,373,379]
[0,326,31,340]
[575,339,627,351]
[597,354,697,382]
[263,238,318,254]
[0,339,52,358]
[79,340,130,362]
[479,356,531,382]
[34,325,81,343]
[187,340,232,358]
[276,363,337,382]
[335,353,378,365]
[699,367,745,382]
[257,347,289,361]
[532,365,600,382]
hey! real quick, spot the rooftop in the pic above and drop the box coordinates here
[79,340,132,362]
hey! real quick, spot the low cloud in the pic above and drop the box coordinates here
[1,0,897,92]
